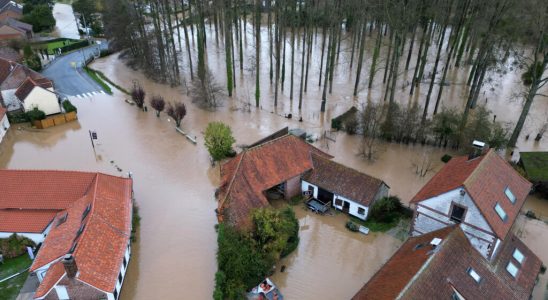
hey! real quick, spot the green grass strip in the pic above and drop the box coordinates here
[83,67,112,95]
[87,67,130,95]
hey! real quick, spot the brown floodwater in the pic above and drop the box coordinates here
[2,16,547,299]
[52,3,80,40]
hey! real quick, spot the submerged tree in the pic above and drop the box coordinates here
[150,95,166,117]
[131,84,146,109]
[167,101,187,128]
[190,69,224,110]
[204,122,236,161]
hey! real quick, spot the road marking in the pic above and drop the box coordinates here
[92,91,97,95]
[77,94,83,99]
[100,90,105,94]
[86,93,93,98]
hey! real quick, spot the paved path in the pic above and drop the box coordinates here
[41,42,108,99]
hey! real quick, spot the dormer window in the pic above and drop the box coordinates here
[494,203,508,222]
[467,267,481,283]
[450,204,466,223]
[513,248,525,264]
[56,213,68,227]
[504,187,516,204]
[506,261,518,278]
[75,224,85,240]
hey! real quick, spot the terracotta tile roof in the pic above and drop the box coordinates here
[33,77,53,89]
[34,261,65,298]
[303,154,386,206]
[218,134,331,229]
[0,169,96,210]
[3,18,31,32]
[0,58,49,90]
[14,77,40,101]
[410,150,532,239]
[352,226,456,300]
[0,209,57,233]
[0,47,21,62]
[29,173,132,294]
[353,226,541,300]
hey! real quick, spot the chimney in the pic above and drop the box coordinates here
[430,238,442,249]
[468,140,486,160]
[62,254,78,278]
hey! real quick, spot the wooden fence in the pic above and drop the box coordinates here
[33,111,77,129]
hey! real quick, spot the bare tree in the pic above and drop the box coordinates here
[131,84,146,109]
[150,95,166,117]
[190,69,225,109]
[167,101,187,128]
[358,103,383,161]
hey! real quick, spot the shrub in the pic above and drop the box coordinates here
[26,107,46,122]
[331,106,358,131]
[346,221,359,232]
[441,154,452,163]
[0,234,36,258]
[369,196,403,223]
[62,100,77,113]
[8,112,29,123]
[204,122,236,161]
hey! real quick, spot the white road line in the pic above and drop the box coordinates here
[77,94,83,99]
[86,93,93,98]
[100,90,105,94]
[92,91,98,95]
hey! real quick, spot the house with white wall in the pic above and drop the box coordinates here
[409,148,532,259]
[217,128,388,229]
[0,57,55,113]
[0,106,9,143]
[15,77,60,115]
[0,170,133,300]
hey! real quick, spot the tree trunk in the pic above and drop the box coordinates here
[353,21,367,96]
[368,26,382,89]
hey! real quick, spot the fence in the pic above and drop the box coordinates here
[33,112,77,129]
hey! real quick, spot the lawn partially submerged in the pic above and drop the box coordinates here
[347,196,412,233]
[0,255,32,300]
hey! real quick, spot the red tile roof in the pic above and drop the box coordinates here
[34,261,65,298]
[304,154,386,206]
[353,226,541,300]
[410,150,532,239]
[218,134,331,229]
[14,77,37,101]
[0,170,132,297]
[0,210,57,233]
[29,173,132,295]
[0,57,50,90]
[352,226,456,300]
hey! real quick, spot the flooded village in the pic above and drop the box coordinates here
[1,0,548,299]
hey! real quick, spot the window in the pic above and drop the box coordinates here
[69,242,77,254]
[357,207,365,215]
[506,262,518,277]
[450,204,466,223]
[123,257,127,268]
[335,199,343,206]
[75,224,85,240]
[56,213,68,227]
[467,267,481,283]
[82,204,91,220]
[113,289,118,300]
[513,248,525,264]
[494,203,508,222]
[504,187,516,204]
[118,272,123,283]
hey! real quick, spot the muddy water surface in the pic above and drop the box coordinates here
[52,3,80,40]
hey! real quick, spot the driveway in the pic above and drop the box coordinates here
[41,42,109,99]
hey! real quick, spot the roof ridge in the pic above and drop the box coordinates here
[310,152,383,184]
[72,175,99,258]
[463,149,493,187]
[218,152,246,213]
[245,134,292,151]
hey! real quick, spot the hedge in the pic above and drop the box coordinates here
[331,106,358,131]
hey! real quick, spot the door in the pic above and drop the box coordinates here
[343,201,350,213]
[317,188,334,204]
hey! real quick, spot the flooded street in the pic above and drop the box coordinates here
[270,205,404,299]
[51,3,80,40]
[3,13,548,299]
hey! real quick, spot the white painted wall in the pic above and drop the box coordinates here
[0,113,9,143]
[22,87,60,115]
[109,242,131,300]
[412,188,496,258]
[301,180,370,220]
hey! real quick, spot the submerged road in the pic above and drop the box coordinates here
[41,42,108,99]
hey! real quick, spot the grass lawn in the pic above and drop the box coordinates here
[84,67,113,94]
[349,213,411,233]
[0,255,32,300]
[45,40,80,54]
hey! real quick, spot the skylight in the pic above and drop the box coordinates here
[504,187,516,204]
[506,262,518,277]
[513,248,525,264]
[494,203,507,222]
[467,267,481,283]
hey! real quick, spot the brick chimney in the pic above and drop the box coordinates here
[62,254,78,278]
